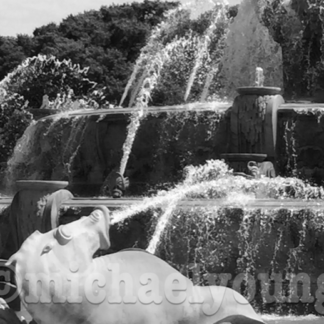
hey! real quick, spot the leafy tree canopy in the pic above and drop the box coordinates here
[261,0,324,99]
[0,0,179,105]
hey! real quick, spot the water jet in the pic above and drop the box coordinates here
[1,1,324,323]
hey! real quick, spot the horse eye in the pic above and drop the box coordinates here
[41,243,53,255]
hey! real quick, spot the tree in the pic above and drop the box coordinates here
[261,0,324,99]
[0,55,100,108]
[0,37,27,81]
[0,1,179,105]
[0,93,32,162]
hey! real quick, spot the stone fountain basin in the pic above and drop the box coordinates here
[38,102,233,120]
[2,196,324,211]
[16,180,68,191]
[236,86,281,96]
[262,315,323,324]
[220,153,267,162]
[60,198,324,211]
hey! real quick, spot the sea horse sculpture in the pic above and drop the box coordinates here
[7,206,264,324]
[247,161,276,179]
[101,170,129,198]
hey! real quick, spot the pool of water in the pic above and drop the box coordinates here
[17,306,323,324]
[262,314,323,323]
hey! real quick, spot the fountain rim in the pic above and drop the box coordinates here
[1,196,324,212]
[36,101,233,121]
[220,153,267,162]
[236,86,281,96]
[61,197,324,211]
[16,180,69,191]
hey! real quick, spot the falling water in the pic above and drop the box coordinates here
[62,116,89,180]
[4,120,38,190]
[119,5,183,107]
[119,109,144,175]
[4,111,86,190]
[261,314,323,324]
[117,1,232,175]
[111,159,324,255]
[112,160,245,224]
[200,66,218,102]
[184,4,228,102]
[118,36,194,175]
[118,8,173,174]
[118,21,189,175]
[145,184,257,254]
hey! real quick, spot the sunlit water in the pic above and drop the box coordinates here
[119,108,145,175]
[4,112,84,191]
[110,160,324,255]
[262,314,323,323]
[2,1,322,322]
[117,1,231,175]
[15,304,323,323]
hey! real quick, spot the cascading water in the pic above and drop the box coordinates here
[116,1,231,178]
[2,2,324,321]
[4,112,87,191]
[61,116,89,181]
[97,155,324,321]
[110,159,324,258]
[119,109,145,176]
[184,3,228,102]
[1,0,232,195]
[4,120,38,191]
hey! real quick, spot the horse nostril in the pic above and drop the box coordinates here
[56,226,72,245]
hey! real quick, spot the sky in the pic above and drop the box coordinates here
[0,0,242,37]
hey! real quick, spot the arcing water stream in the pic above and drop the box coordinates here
[107,159,324,320]
[116,1,230,177]
[4,112,87,192]
[109,159,324,254]
[3,1,231,188]
[2,1,324,320]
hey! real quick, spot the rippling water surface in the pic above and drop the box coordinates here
[17,305,323,324]
[263,315,323,323]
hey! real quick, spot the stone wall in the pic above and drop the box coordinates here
[3,110,230,197]
[6,104,324,195]
[276,107,324,184]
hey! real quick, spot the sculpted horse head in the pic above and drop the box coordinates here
[7,206,264,324]
[6,206,111,324]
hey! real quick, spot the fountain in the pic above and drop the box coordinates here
[221,66,283,177]
[1,0,324,323]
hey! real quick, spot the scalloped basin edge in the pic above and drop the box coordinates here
[16,180,68,191]
[236,87,281,96]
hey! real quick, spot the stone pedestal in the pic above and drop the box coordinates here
[9,180,69,252]
[41,189,74,232]
[221,153,267,176]
[230,87,284,161]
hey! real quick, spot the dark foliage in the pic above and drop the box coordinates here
[261,0,324,100]
[0,0,179,106]
[1,1,323,102]
[0,93,33,162]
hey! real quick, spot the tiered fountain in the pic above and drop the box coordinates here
[221,67,283,178]
[1,1,324,323]
[1,65,324,322]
